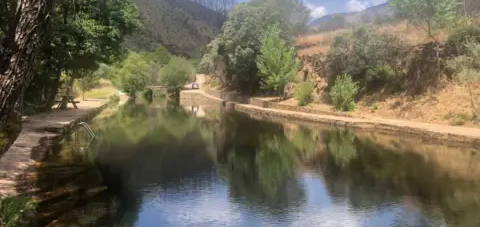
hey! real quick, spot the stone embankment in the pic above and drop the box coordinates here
[181,89,480,146]
[0,99,109,197]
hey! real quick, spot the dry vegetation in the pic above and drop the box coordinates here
[293,20,480,127]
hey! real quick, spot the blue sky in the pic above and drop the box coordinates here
[238,0,388,19]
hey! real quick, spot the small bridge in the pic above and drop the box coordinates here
[146,85,168,97]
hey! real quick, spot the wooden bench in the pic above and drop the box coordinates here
[55,95,79,109]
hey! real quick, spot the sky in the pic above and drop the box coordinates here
[238,0,388,19]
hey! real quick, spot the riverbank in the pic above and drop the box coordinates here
[0,99,110,198]
[181,89,480,146]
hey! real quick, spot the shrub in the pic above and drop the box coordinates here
[256,25,300,95]
[160,57,194,95]
[294,81,314,106]
[447,40,480,117]
[326,27,406,94]
[329,74,359,111]
[0,196,37,227]
[447,25,480,55]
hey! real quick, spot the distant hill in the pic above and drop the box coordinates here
[310,0,480,32]
[125,0,226,57]
[310,3,396,32]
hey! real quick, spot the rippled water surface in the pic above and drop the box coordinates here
[40,99,480,226]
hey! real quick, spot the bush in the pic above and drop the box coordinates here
[256,25,300,95]
[327,27,407,94]
[329,74,359,111]
[447,25,480,55]
[294,82,314,106]
[160,57,194,95]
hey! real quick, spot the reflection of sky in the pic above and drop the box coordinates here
[131,170,445,227]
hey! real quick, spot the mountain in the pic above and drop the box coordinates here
[310,0,480,32]
[126,0,226,57]
[309,3,396,32]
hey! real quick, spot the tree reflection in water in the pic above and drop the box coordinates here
[32,100,480,227]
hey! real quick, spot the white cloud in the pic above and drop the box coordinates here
[370,0,388,5]
[346,0,368,12]
[306,3,328,19]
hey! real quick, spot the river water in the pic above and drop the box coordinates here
[37,99,480,226]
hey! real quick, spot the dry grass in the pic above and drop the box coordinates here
[295,20,450,56]
[355,83,480,127]
[77,79,119,100]
[296,29,349,56]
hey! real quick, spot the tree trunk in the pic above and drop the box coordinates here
[0,0,54,128]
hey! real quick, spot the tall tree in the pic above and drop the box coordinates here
[0,0,54,128]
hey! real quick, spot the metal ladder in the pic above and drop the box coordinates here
[78,122,96,139]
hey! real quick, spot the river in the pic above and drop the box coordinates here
[34,98,480,226]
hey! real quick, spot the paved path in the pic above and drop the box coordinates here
[0,99,107,197]
[181,89,480,145]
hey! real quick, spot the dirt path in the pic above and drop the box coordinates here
[0,99,108,197]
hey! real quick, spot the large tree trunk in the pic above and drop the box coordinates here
[0,0,54,128]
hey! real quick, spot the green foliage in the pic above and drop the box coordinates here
[447,25,480,55]
[0,196,37,227]
[21,0,140,112]
[391,0,460,39]
[294,82,314,106]
[160,57,195,94]
[327,130,358,167]
[256,135,297,197]
[112,52,150,98]
[256,25,300,94]
[329,74,359,111]
[327,27,406,93]
[200,0,308,93]
[448,40,480,83]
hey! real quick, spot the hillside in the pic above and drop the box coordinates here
[310,0,480,32]
[125,0,226,57]
[310,3,396,32]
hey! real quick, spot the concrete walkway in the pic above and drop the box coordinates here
[0,99,107,197]
[181,89,480,145]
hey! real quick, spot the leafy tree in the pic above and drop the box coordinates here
[256,25,300,95]
[0,0,54,127]
[160,57,195,95]
[391,0,460,41]
[112,52,150,98]
[200,0,308,93]
[329,74,359,111]
[23,0,140,112]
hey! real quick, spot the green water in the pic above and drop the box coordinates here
[34,99,480,226]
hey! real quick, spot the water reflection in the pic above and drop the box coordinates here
[35,100,480,226]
